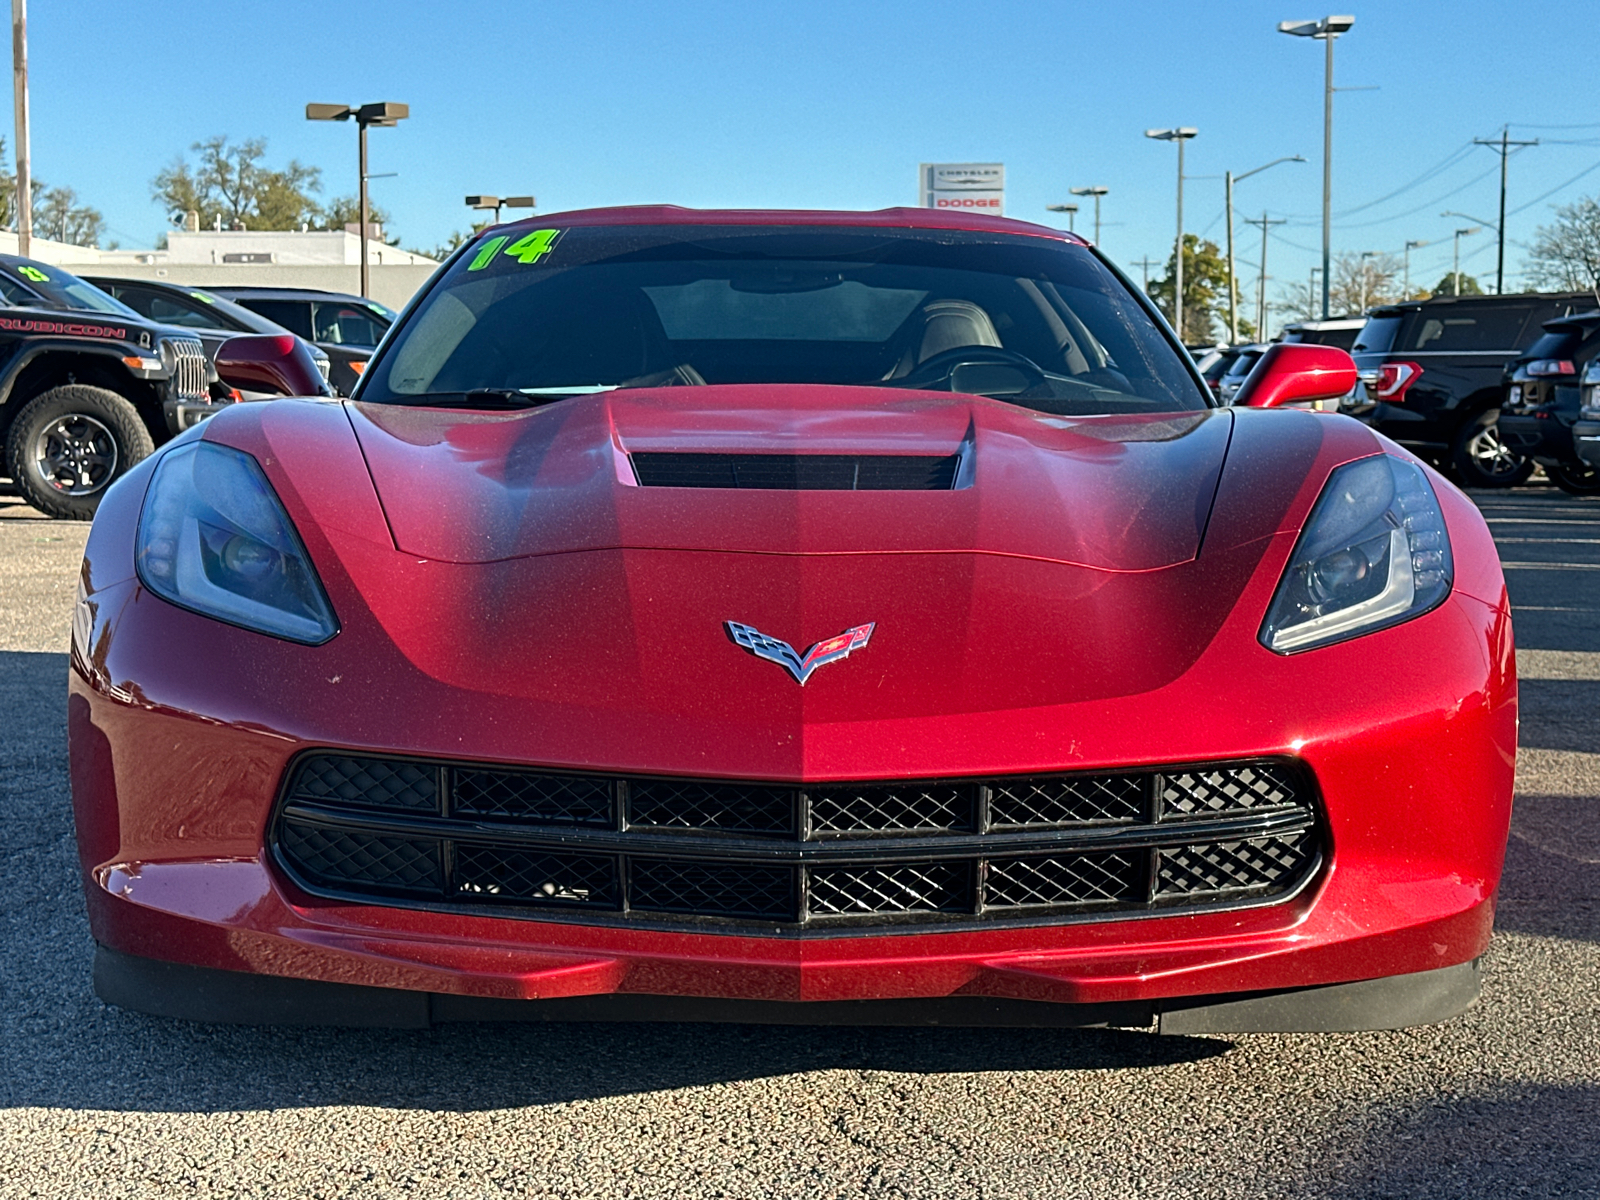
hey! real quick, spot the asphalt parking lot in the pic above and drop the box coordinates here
[1,480,1597,1200]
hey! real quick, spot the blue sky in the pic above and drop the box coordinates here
[23,0,1600,317]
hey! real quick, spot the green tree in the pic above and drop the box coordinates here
[1525,195,1600,291]
[1147,234,1230,343]
[151,135,323,231]
[1432,272,1483,297]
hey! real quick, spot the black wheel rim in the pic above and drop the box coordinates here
[32,413,118,497]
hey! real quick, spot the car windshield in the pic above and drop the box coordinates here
[3,260,138,317]
[360,224,1208,415]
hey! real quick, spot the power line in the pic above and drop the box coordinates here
[1507,157,1600,217]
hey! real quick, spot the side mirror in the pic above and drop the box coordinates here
[1232,342,1357,409]
[213,334,332,399]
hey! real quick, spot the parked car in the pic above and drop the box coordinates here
[1280,317,1366,351]
[1193,344,1246,400]
[1575,360,1600,473]
[205,287,395,395]
[83,277,332,396]
[1497,312,1600,495]
[75,205,1507,1034]
[1346,291,1595,488]
[1215,344,1268,404]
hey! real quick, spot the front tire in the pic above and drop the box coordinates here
[4,385,154,520]
[1450,411,1534,489]
[1549,462,1600,496]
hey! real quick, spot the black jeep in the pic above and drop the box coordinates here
[1346,291,1595,487]
[0,254,217,519]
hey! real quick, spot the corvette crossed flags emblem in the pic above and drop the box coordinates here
[725,621,875,685]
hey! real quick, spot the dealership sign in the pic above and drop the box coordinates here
[920,163,1005,215]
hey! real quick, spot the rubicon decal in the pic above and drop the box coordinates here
[0,317,127,340]
[725,621,875,685]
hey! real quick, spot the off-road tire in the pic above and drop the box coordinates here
[1450,411,1535,489]
[1549,462,1600,496]
[4,385,154,520]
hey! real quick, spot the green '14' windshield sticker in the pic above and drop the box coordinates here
[467,228,564,271]
[17,266,48,282]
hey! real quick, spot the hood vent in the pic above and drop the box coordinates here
[630,452,962,491]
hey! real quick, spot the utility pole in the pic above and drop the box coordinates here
[1403,239,1428,298]
[1243,212,1287,342]
[11,0,29,257]
[1132,255,1160,294]
[1309,267,1321,319]
[1474,126,1538,294]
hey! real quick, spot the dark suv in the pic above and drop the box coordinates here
[204,287,395,395]
[1347,291,1594,487]
[1497,312,1600,494]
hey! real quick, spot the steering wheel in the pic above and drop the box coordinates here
[894,346,1047,392]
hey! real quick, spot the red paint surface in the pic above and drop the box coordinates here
[68,378,1515,1004]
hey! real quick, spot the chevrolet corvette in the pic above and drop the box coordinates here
[69,207,1515,1032]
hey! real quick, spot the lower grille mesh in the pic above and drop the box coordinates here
[273,755,1322,930]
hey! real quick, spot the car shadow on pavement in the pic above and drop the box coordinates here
[1306,1083,1600,1198]
[4,1009,1232,1115]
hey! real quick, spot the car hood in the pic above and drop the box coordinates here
[344,385,1234,571]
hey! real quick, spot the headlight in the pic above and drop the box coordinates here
[157,338,178,373]
[1260,454,1452,654]
[135,441,338,644]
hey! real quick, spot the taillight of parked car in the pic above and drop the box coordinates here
[1373,360,1423,402]
[1526,359,1576,377]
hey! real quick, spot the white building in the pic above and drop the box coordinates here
[0,228,440,310]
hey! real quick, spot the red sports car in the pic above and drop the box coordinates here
[69,207,1514,1032]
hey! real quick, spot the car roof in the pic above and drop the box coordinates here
[206,286,376,305]
[80,275,294,333]
[1370,291,1598,317]
[1284,317,1366,331]
[487,204,1084,243]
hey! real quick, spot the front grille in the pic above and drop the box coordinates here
[272,755,1322,931]
[164,337,209,402]
[630,452,961,490]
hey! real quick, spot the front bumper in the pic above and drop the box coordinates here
[69,590,1515,1027]
[1574,419,1600,469]
[161,397,229,436]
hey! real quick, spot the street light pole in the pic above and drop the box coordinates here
[1045,203,1079,233]
[1146,127,1198,338]
[1358,249,1379,312]
[1070,186,1108,244]
[1452,226,1480,296]
[306,101,410,298]
[1225,155,1305,342]
[467,195,536,225]
[1279,15,1355,320]
[1403,239,1428,298]
[10,0,29,257]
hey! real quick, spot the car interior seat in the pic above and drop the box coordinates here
[885,299,1003,378]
